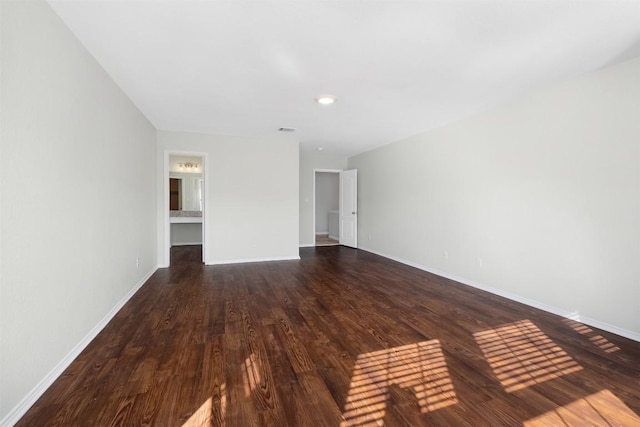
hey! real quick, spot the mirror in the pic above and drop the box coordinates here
[169,155,203,212]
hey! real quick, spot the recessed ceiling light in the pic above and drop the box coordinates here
[315,95,337,105]
[317,147,324,151]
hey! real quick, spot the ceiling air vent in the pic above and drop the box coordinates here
[278,127,296,132]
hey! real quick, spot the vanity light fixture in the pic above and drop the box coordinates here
[315,95,337,105]
[178,162,199,171]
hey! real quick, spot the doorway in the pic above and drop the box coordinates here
[312,168,358,248]
[314,170,340,246]
[164,151,207,265]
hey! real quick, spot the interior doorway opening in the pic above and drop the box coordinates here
[314,170,340,246]
[164,151,207,266]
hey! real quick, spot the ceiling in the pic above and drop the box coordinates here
[47,1,640,158]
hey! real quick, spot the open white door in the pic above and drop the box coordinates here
[339,169,358,248]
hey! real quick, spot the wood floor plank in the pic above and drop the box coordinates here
[15,245,640,426]
[270,307,316,374]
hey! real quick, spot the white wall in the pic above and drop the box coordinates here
[350,56,640,339]
[299,152,348,246]
[315,172,339,234]
[0,1,157,423]
[157,130,299,265]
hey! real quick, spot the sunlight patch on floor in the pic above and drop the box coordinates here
[243,356,262,396]
[563,318,620,353]
[183,397,213,427]
[474,320,582,393]
[523,389,640,426]
[182,384,227,427]
[341,340,458,426]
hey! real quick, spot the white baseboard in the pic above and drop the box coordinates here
[299,244,315,248]
[0,266,158,427]
[206,255,300,265]
[574,316,640,341]
[358,246,640,342]
[315,231,329,236]
[328,235,339,241]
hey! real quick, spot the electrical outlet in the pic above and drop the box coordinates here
[477,257,483,268]
[136,257,140,269]
[444,250,449,260]
[368,233,372,241]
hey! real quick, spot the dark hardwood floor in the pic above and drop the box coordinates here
[17,245,640,426]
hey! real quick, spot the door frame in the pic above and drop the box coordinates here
[164,150,208,265]
[312,169,342,246]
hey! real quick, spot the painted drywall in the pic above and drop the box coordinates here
[299,152,348,246]
[350,56,640,337]
[315,172,339,234]
[157,131,299,265]
[0,0,3,420]
[0,0,157,423]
